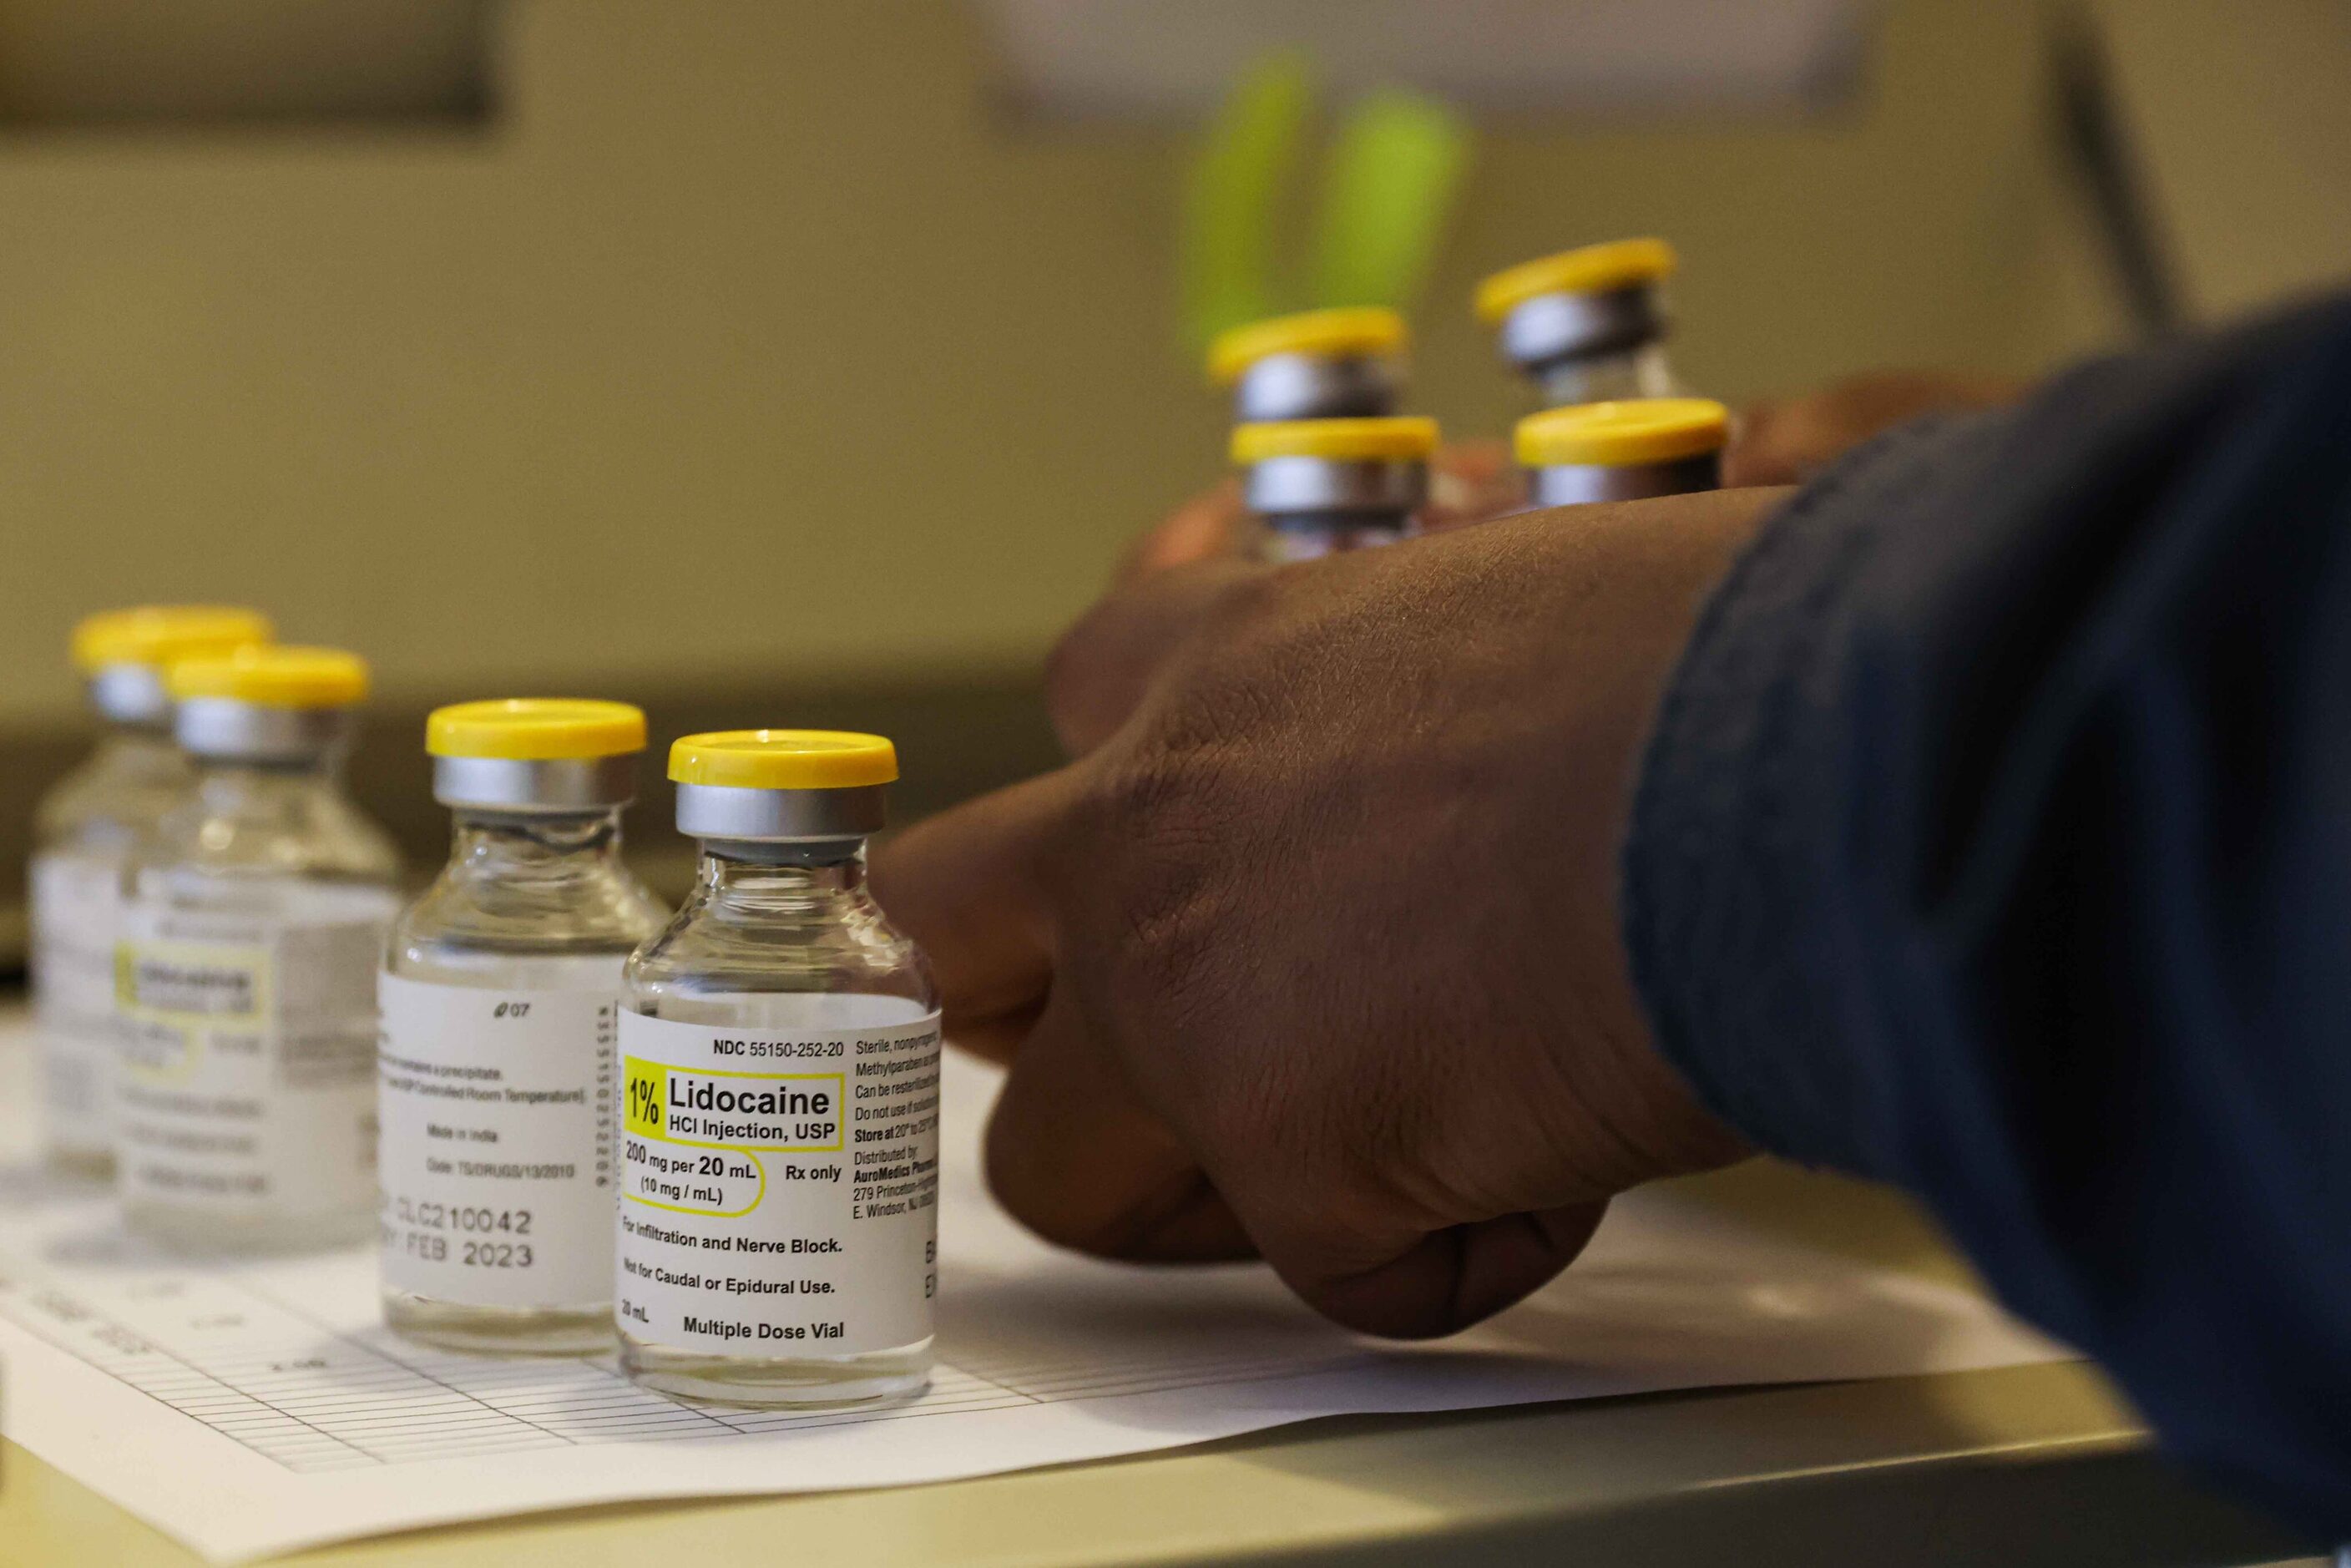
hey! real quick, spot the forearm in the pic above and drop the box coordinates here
[1622,295,2351,1529]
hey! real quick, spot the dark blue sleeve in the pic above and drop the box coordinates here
[1621,293,2351,1530]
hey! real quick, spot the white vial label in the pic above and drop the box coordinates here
[114,890,396,1218]
[29,852,122,1155]
[617,1002,941,1358]
[377,975,619,1308]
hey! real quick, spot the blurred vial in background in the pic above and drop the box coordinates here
[1207,307,1408,422]
[30,606,273,1176]
[380,700,668,1354]
[620,731,940,1409]
[1515,398,1730,507]
[117,647,399,1252]
[1232,416,1435,562]
[1476,239,1683,409]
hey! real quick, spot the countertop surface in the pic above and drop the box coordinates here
[0,1003,2317,1566]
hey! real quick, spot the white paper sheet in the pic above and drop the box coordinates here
[0,1017,2067,1563]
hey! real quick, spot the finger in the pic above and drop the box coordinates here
[1720,400,1806,488]
[1116,480,1246,587]
[1435,437,1513,489]
[869,769,1078,1042]
[939,998,1039,1068]
[1046,556,1265,756]
[1277,1202,1610,1340]
[984,988,1256,1262]
[1422,439,1524,533]
[1726,372,2029,488]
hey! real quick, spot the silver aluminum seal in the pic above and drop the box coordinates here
[1244,454,1428,518]
[434,754,637,812]
[1529,452,1720,507]
[1261,516,1413,560]
[1499,283,1665,377]
[175,698,355,761]
[675,782,887,842]
[89,664,169,726]
[1234,352,1398,423]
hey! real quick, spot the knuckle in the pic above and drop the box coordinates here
[1042,615,1106,732]
[1086,732,1237,858]
[1041,606,1097,702]
[1064,748,1251,1049]
[1196,560,1287,645]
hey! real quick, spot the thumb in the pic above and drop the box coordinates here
[983,988,1256,1262]
[870,768,1076,1060]
[1269,1203,1611,1340]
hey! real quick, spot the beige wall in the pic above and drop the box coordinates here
[0,0,2123,732]
[2092,0,2351,316]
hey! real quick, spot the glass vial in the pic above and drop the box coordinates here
[380,700,669,1354]
[1475,238,1684,410]
[117,646,400,1252]
[31,606,272,1176]
[619,730,941,1409]
[1208,307,1408,423]
[1232,416,1436,563]
[1515,399,1730,508]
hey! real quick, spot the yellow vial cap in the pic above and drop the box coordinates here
[168,645,369,708]
[71,605,273,674]
[669,730,899,791]
[427,699,647,761]
[1231,416,1438,466]
[1515,398,1730,468]
[1474,238,1677,324]
[1206,308,1408,386]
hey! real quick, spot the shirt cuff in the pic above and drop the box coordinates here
[1617,415,1992,1178]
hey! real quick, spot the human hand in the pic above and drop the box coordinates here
[873,491,1777,1336]
[1725,370,2025,487]
[1056,439,1524,756]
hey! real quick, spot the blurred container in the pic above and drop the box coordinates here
[1477,239,1683,408]
[30,605,271,1176]
[1209,307,1408,422]
[1515,397,1728,505]
[118,646,399,1252]
[1233,416,1435,561]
